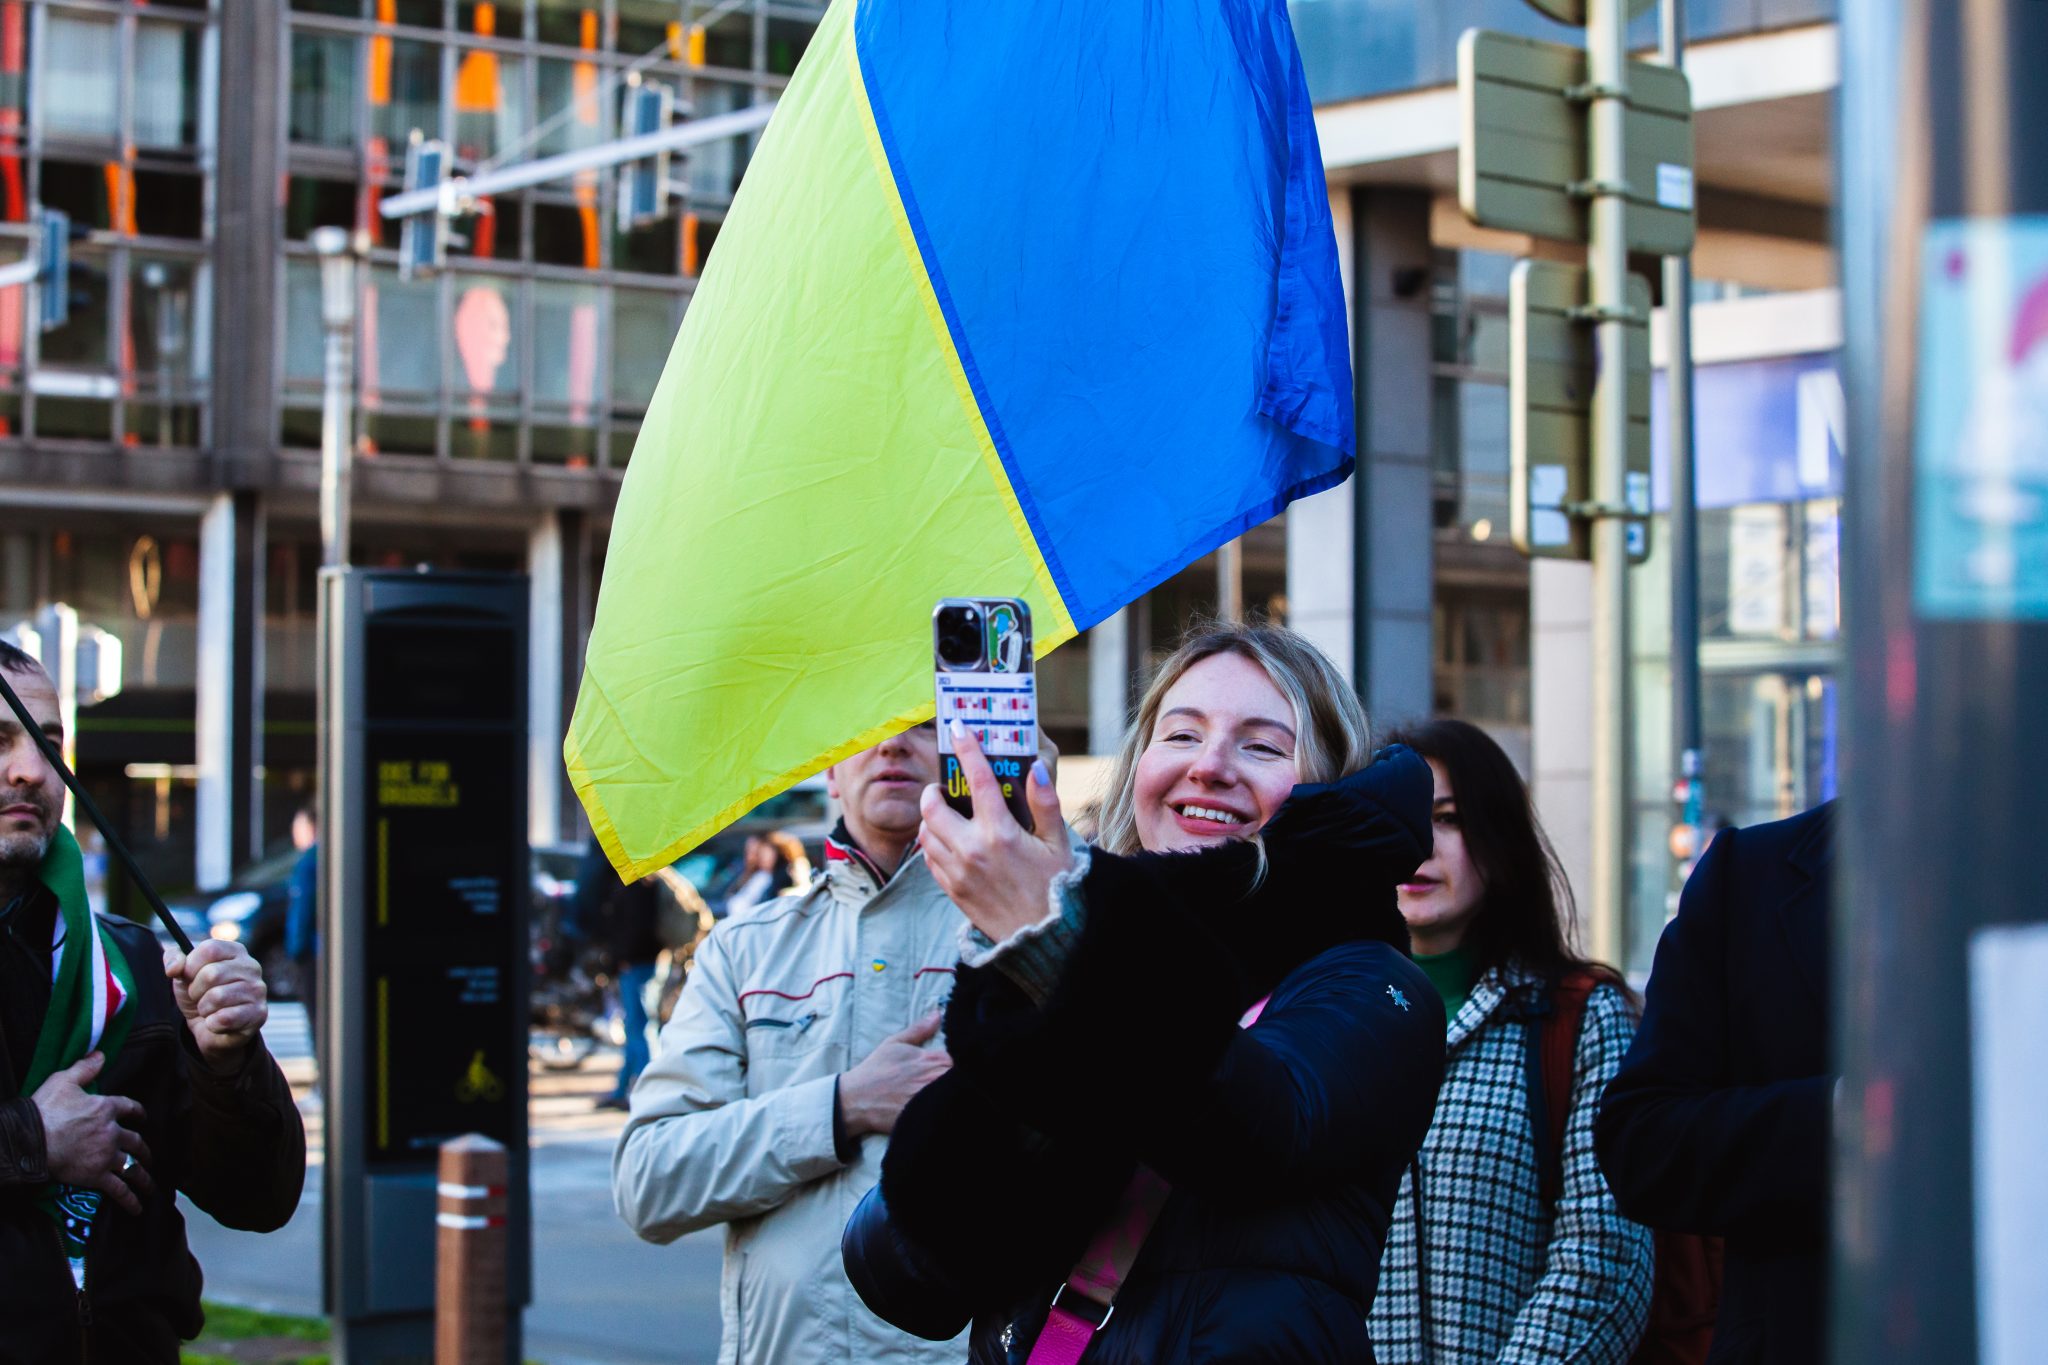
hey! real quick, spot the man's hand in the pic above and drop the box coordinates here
[163,940,268,1068]
[839,1014,951,1138]
[919,723,1073,945]
[31,1053,152,1215]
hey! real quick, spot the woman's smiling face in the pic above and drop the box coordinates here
[1132,652,1302,854]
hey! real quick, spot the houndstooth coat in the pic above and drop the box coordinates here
[1368,965,1653,1364]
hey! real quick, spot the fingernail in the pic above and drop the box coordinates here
[949,719,966,744]
[1032,758,1051,786]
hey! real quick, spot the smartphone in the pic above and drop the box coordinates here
[933,597,1038,828]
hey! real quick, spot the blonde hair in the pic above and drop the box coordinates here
[1093,621,1373,856]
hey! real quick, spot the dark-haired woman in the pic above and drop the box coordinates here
[1367,718,1653,1365]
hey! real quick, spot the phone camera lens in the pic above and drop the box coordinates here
[938,606,983,668]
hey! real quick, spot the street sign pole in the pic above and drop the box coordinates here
[1658,0,1704,880]
[1463,7,1695,964]
[1585,0,1632,967]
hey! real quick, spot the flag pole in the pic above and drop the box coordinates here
[0,667,195,953]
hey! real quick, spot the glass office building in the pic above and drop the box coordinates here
[0,0,824,907]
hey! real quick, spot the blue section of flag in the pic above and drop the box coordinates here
[853,0,1355,629]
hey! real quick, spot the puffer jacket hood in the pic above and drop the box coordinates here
[845,745,1446,1363]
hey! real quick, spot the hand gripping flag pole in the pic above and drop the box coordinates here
[0,666,195,953]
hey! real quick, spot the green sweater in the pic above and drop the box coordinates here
[1413,943,1478,1021]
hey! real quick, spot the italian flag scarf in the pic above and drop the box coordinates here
[22,827,134,1289]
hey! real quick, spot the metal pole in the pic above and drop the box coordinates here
[377,103,776,220]
[319,324,352,568]
[1836,1,2048,1360]
[313,228,356,573]
[1585,0,1632,968]
[1659,0,1704,872]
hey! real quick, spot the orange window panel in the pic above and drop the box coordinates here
[104,161,136,235]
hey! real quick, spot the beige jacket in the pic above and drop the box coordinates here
[613,841,967,1365]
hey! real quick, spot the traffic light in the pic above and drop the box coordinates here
[398,136,450,281]
[618,81,676,231]
[37,207,68,333]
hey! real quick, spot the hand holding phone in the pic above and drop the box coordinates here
[919,720,1073,946]
[933,597,1038,830]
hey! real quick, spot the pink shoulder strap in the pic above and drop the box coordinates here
[1024,995,1271,1365]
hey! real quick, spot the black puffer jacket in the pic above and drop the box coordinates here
[844,747,1447,1363]
[0,912,306,1364]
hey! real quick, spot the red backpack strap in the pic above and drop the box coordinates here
[1525,970,1598,1207]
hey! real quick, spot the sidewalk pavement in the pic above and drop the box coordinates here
[181,1004,727,1365]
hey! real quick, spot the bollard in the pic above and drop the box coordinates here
[436,1133,508,1365]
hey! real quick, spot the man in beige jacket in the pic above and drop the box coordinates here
[613,721,965,1365]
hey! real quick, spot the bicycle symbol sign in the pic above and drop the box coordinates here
[456,1050,505,1103]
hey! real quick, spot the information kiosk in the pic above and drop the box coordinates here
[320,569,531,1363]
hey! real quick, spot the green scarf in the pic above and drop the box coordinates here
[21,827,135,1290]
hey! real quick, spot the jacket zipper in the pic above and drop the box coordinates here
[53,1219,91,1355]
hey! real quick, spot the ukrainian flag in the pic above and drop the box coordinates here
[569,0,1355,877]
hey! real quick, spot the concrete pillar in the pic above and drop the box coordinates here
[1530,558,1594,937]
[1289,184,1358,681]
[212,0,281,487]
[1287,185,1436,731]
[529,510,592,847]
[1087,608,1133,756]
[196,491,263,888]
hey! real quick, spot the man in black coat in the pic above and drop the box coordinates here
[0,642,305,1362]
[1596,800,1834,1365]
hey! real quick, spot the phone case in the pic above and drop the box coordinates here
[933,597,1038,829]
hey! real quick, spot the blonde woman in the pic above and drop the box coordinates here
[844,622,1446,1365]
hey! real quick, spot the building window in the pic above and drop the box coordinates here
[531,276,601,416]
[459,1,523,39]
[370,37,442,147]
[615,0,677,56]
[609,286,670,407]
[364,265,440,401]
[533,0,596,49]
[133,168,205,240]
[38,249,110,368]
[284,175,359,241]
[291,31,358,148]
[452,46,523,163]
[277,2,817,467]
[535,57,606,155]
[1434,587,1531,728]
[42,13,118,142]
[134,21,205,152]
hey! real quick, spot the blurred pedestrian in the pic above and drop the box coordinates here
[613,721,965,1365]
[595,871,664,1112]
[1370,718,1652,1364]
[0,641,304,1361]
[283,802,320,1079]
[1598,802,1836,1365]
[766,829,812,895]
[843,623,1445,1365]
[722,830,807,919]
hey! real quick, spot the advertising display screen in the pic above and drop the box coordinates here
[360,617,524,1166]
